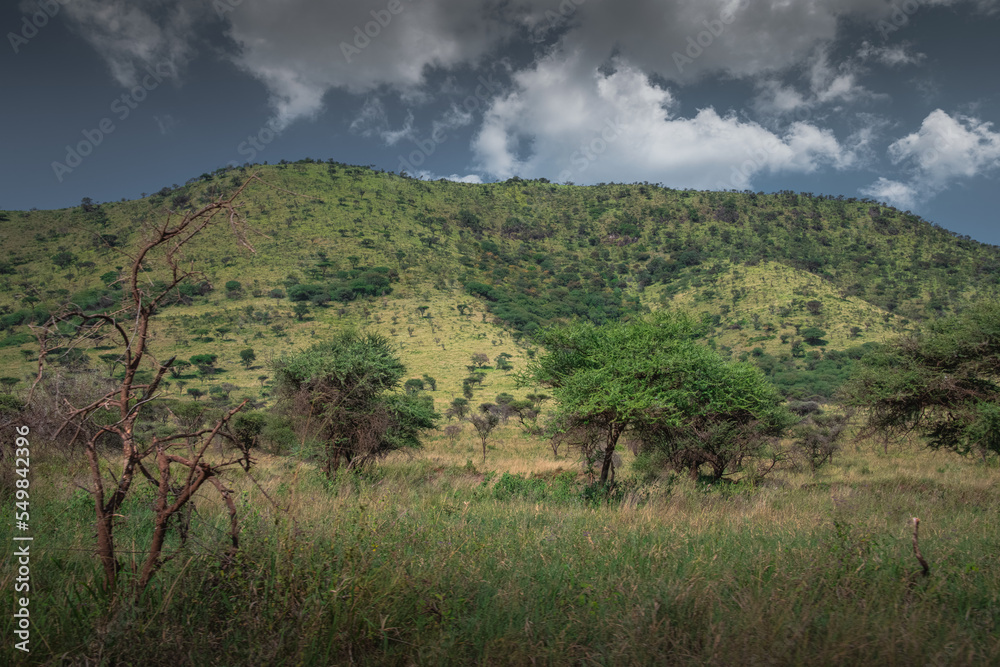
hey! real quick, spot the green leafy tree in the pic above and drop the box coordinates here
[445,397,470,420]
[52,251,76,268]
[469,408,500,463]
[189,354,218,375]
[98,353,124,378]
[842,302,1000,460]
[404,378,425,394]
[229,411,267,466]
[421,374,437,391]
[239,348,257,369]
[293,302,310,321]
[495,352,514,371]
[523,312,792,484]
[273,331,438,474]
[800,327,828,346]
[168,360,191,378]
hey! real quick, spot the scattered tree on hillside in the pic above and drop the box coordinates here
[800,327,828,346]
[495,352,513,371]
[190,354,218,375]
[469,406,500,463]
[169,360,191,378]
[239,348,256,369]
[446,397,470,420]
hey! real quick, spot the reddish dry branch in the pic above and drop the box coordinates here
[34,175,261,596]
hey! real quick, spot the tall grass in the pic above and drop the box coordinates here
[3,433,999,665]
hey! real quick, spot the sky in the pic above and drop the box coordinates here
[1,0,998,245]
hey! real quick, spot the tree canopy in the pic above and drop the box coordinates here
[842,301,1000,459]
[273,330,438,473]
[522,311,793,484]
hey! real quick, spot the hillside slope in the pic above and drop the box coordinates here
[1,160,997,401]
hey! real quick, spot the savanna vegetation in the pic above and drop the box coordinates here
[1,162,999,665]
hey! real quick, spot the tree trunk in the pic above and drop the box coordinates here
[598,423,624,485]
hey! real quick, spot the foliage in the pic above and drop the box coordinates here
[842,301,1000,459]
[792,412,850,472]
[445,397,470,420]
[525,311,793,483]
[190,353,218,374]
[469,409,500,463]
[800,327,828,346]
[273,330,438,473]
[239,348,256,369]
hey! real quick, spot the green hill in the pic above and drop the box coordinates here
[1,160,998,402]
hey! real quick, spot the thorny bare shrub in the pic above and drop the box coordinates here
[28,176,263,602]
[793,412,850,472]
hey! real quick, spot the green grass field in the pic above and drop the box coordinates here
[4,424,998,665]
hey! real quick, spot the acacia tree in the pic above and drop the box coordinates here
[239,348,256,369]
[522,312,792,484]
[469,405,500,463]
[29,176,260,598]
[842,301,1000,460]
[272,330,438,474]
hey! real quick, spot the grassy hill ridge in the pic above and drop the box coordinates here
[1,160,998,401]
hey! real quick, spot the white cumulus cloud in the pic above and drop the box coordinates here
[863,109,1000,208]
[472,50,853,187]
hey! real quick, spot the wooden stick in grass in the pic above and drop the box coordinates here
[912,517,930,578]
